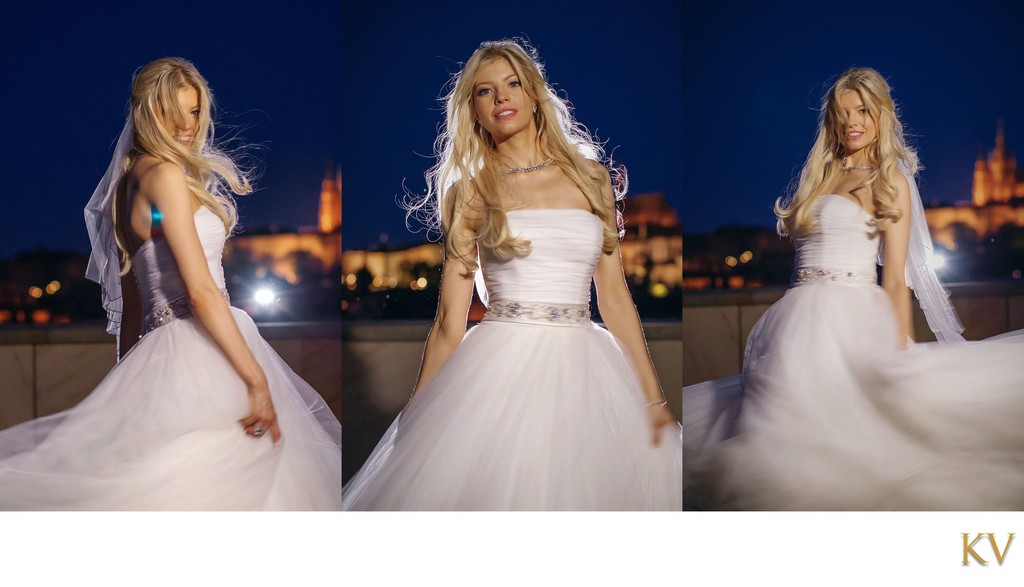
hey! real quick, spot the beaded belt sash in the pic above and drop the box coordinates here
[143,288,231,334]
[794,267,876,286]
[483,300,591,326]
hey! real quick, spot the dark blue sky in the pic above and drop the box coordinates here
[0,2,341,258]
[341,0,684,250]
[683,0,1024,233]
[8,1,1009,255]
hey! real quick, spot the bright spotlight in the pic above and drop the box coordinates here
[929,253,946,270]
[254,288,276,306]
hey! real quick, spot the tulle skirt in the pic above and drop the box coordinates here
[0,308,341,510]
[343,319,682,510]
[684,281,1024,510]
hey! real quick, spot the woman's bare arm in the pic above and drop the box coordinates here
[590,165,673,445]
[881,173,914,347]
[413,251,476,396]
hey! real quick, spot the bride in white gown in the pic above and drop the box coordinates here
[684,68,1024,510]
[0,58,341,510]
[343,40,682,510]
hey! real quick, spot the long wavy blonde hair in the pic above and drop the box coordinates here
[408,39,625,271]
[775,67,918,236]
[113,57,252,274]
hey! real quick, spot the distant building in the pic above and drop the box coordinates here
[927,122,1024,250]
[619,193,683,289]
[682,225,793,290]
[341,243,443,292]
[341,192,682,292]
[972,121,1024,205]
[226,165,342,283]
[319,166,342,233]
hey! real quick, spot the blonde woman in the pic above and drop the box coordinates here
[684,68,1024,510]
[0,58,341,510]
[343,39,682,510]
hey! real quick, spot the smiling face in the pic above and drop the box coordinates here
[837,90,877,161]
[471,58,536,144]
[157,86,200,148]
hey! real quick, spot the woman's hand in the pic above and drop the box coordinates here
[647,402,675,447]
[240,383,281,443]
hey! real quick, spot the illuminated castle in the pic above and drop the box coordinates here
[926,123,1024,250]
[618,193,683,290]
[319,165,341,232]
[972,121,1024,205]
[225,166,342,283]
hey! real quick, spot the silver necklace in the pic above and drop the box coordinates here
[841,157,876,172]
[504,159,553,174]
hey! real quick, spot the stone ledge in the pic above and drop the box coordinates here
[0,321,341,345]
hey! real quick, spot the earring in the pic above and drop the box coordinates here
[532,104,538,114]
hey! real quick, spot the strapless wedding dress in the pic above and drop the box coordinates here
[684,195,1024,510]
[0,207,341,510]
[343,209,682,510]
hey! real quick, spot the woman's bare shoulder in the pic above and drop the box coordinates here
[129,157,185,189]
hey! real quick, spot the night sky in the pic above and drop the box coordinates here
[340,0,684,250]
[6,2,1016,251]
[683,0,1024,233]
[0,1,341,259]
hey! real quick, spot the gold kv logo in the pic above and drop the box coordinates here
[962,533,1015,565]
